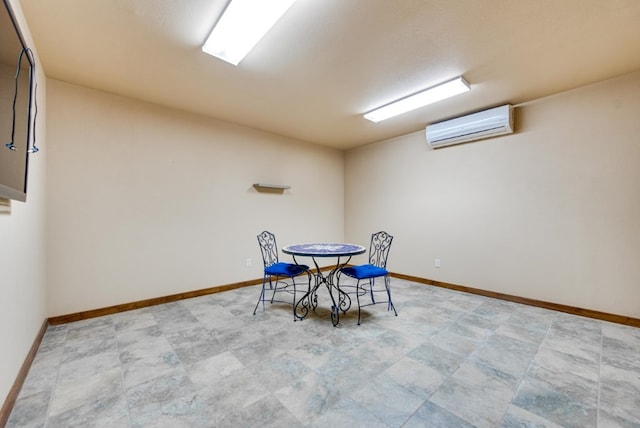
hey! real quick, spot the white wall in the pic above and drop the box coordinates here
[0,0,47,410]
[345,70,640,318]
[46,80,344,317]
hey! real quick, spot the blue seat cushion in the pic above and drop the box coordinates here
[265,262,309,277]
[341,264,388,280]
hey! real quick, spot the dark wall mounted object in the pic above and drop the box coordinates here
[0,0,36,202]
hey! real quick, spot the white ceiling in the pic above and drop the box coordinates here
[19,0,640,149]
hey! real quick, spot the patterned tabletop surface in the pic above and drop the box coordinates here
[282,243,366,257]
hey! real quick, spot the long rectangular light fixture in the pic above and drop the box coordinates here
[202,0,297,66]
[364,76,470,123]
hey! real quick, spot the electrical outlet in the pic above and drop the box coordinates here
[246,258,252,267]
[434,258,441,268]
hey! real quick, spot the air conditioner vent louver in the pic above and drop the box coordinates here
[426,104,514,148]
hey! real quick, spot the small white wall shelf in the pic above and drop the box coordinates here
[253,183,291,193]
[0,198,11,214]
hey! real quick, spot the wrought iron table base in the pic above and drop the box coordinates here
[284,243,366,326]
[293,255,353,326]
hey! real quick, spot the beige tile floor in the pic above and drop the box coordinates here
[7,278,640,427]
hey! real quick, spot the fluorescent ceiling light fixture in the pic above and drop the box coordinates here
[364,76,470,123]
[202,0,297,66]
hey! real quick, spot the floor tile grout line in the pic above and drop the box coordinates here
[596,324,603,426]
[499,313,553,427]
[112,315,134,428]
[42,325,69,428]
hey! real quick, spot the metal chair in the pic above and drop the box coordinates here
[337,231,397,325]
[253,231,311,320]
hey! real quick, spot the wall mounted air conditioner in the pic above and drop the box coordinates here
[426,104,514,148]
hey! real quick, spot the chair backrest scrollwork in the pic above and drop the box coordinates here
[368,231,393,268]
[257,230,279,268]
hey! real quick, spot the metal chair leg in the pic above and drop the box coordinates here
[385,275,397,316]
[269,276,278,304]
[356,279,362,325]
[253,275,268,315]
[290,278,297,321]
[369,278,376,303]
